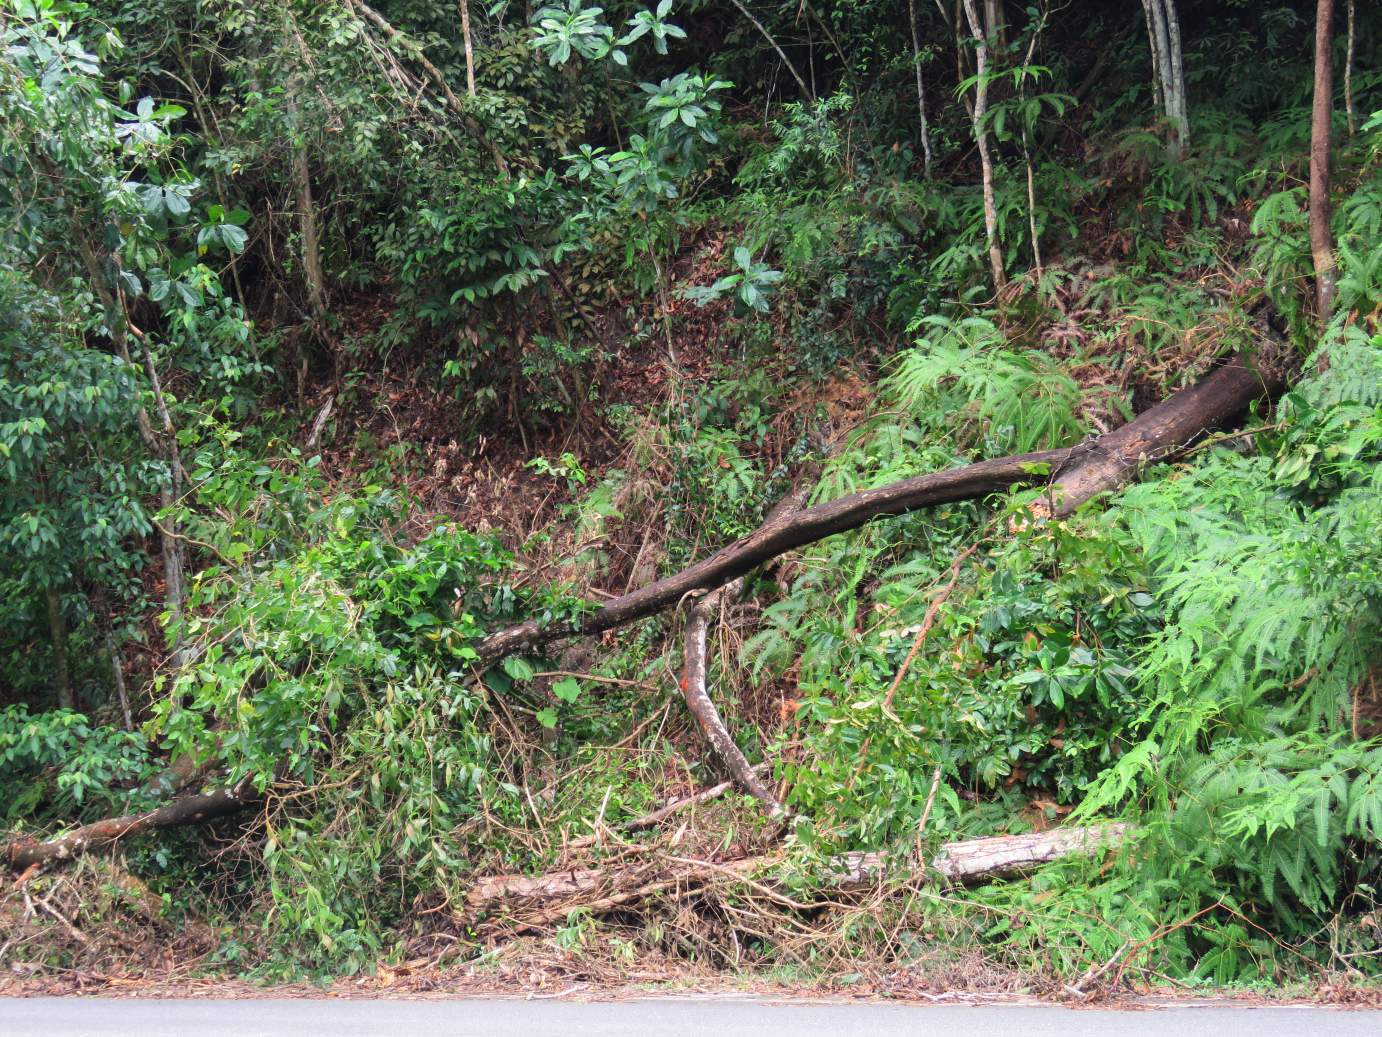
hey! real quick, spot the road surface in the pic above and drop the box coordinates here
[0,995,1376,1037]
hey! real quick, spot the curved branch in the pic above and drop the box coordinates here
[683,579,781,814]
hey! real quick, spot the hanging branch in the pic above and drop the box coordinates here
[728,0,815,103]
[349,0,509,178]
[881,545,978,710]
[683,579,783,814]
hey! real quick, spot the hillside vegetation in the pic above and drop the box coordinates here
[1,0,1382,994]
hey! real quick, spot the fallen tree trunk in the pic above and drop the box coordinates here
[465,824,1126,931]
[1038,344,1295,518]
[475,343,1291,667]
[4,779,261,873]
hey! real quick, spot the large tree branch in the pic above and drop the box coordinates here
[476,341,1292,667]
[4,779,260,873]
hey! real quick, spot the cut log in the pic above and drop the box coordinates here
[4,779,261,872]
[475,342,1291,667]
[464,823,1126,929]
[827,823,1127,888]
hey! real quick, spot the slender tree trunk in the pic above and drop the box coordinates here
[1140,0,1164,110]
[908,0,934,171]
[1312,0,1338,324]
[961,0,1006,289]
[1344,0,1356,136]
[460,0,477,96]
[44,587,73,711]
[67,228,187,653]
[1019,8,1048,281]
[283,87,327,322]
[105,626,133,733]
[134,330,186,649]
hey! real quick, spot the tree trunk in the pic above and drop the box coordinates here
[683,580,782,814]
[475,338,1290,668]
[134,328,187,651]
[1036,339,1293,518]
[283,83,327,323]
[68,230,186,645]
[44,587,73,712]
[1312,0,1338,324]
[961,0,1006,289]
[1140,0,1164,111]
[908,0,934,171]
[1344,0,1355,136]
[105,626,133,733]
[1163,0,1188,150]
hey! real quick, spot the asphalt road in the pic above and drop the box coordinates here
[0,996,1376,1037]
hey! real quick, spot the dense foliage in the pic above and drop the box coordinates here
[2,0,1381,987]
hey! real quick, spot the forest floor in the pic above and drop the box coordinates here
[3,956,1381,1006]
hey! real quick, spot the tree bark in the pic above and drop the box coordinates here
[1162,0,1188,150]
[44,587,73,711]
[105,626,133,733]
[1035,340,1293,518]
[68,229,186,645]
[1311,0,1338,324]
[961,0,1006,289]
[475,342,1290,668]
[4,779,260,872]
[683,580,782,814]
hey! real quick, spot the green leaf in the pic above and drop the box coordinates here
[503,655,536,681]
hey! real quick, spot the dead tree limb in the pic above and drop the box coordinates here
[567,763,771,849]
[465,824,1127,930]
[348,0,509,178]
[4,779,261,872]
[476,343,1291,667]
[683,579,782,814]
